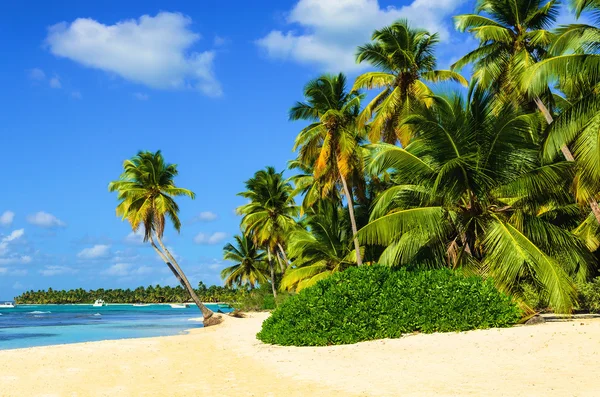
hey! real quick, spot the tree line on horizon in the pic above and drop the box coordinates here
[107,0,600,322]
[13,283,237,305]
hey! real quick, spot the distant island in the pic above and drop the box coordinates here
[14,282,237,304]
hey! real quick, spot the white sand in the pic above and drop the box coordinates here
[0,313,599,396]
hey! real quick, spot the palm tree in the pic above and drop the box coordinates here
[281,201,358,292]
[237,167,298,297]
[108,150,220,326]
[358,91,592,313]
[354,19,467,145]
[290,73,365,265]
[221,233,268,289]
[524,0,600,222]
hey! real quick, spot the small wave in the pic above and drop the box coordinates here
[28,311,51,314]
[93,313,101,316]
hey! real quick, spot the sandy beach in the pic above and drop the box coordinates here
[1,313,599,396]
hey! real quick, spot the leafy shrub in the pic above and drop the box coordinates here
[521,283,549,312]
[257,266,521,346]
[577,277,600,313]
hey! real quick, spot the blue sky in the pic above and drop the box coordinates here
[0,0,579,298]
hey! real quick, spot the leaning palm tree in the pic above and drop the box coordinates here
[221,233,268,289]
[281,201,358,292]
[354,19,467,145]
[108,150,220,326]
[237,167,298,297]
[359,91,592,313]
[290,73,365,265]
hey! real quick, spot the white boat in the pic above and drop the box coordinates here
[170,303,189,309]
[133,303,151,307]
[0,302,15,308]
[93,299,107,307]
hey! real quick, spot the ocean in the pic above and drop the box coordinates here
[0,303,231,350]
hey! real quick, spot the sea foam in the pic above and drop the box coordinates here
[28,311,51,314]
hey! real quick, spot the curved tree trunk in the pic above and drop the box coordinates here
[154,233,221,326]
[340,171,363,265]
[534,97,600,224]
[277,242,290,269]
[267,248,277,298]
[149,237,186,288]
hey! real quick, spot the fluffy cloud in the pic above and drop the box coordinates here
[0,229,25,256]
[29,68,46,81]
[26,211,66,228]
[193,231,227,245]
[125,230,145,245]
[133,92,149,100]
[0,211,15,226]
[49,76,62,88]
[102,263,154,277]
[256,0,464,71]
[46,12,222,96]
[77,244,111,259]
[39,265,77,276]
[0,229,32,266]
[191,211,218,222]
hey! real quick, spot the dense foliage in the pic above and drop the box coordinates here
[14,283,238,305]
[578,278,600,313]
[257,266,521,346]
[216,0,600,316]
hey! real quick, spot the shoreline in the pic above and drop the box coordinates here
[1,313,599,396]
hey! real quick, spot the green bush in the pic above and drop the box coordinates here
[577,277,600,313]
[257,266,521,346]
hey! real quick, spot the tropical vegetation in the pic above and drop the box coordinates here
[221,0,600,319]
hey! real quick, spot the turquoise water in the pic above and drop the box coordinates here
[0,303,231,350]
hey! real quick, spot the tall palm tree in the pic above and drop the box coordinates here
[237,167,298,297]
[108,150,220,326]
[290,73,365,265]
[280,201,358,292]
[525,0,600,222]
[221,233,268,289]
[359,91,592,313]
[354,19,468,145]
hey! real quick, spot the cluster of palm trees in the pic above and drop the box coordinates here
[222,0,600,313]
[14,284,237,304]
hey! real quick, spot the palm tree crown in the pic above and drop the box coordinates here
[354,19,467,145]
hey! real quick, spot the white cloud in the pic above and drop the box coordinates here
[191,211,217,222]
[29,68,46,81]
[125,230,145,245]
[39,265,77,276]
[71,91,82,99]
[194,231,227,245]
[26,211,66,228]
[256,0,464,71]
[103,263,155,277]
[0,229,25,256]
[49,76,62,88]
[133,92,149,100]
[0,211,15,226]
[46,12,222,96]
[77,244,111,259]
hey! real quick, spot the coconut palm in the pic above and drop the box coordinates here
[525,0,600,221]
[108,150,220,326]
[281,201,358,292]
[359,91,592,313]
[354,19,467,145]
[237,167,298,297]
[290,73,365,265]
[453,0,558,102]
[221,233,268,289]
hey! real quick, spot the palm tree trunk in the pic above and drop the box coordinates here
[534,96,600,223]
[277,242,290,268]
[149,236,186,288]
[267,248,277,298]
[339,171,363,265]
[154,233,221,326]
